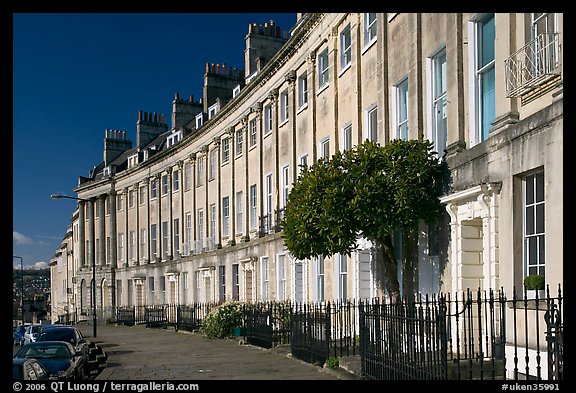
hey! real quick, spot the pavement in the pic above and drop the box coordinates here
[75,322,364,381]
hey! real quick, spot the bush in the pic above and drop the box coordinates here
[202,301,243,339]
[524,274,545,290]
[326,357,339,368]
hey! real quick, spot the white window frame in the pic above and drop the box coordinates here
[299,154,308,174]
[151,224,157,258]
[298,72,308,110]
[317,48,330,90]
[208,102,218,119]
[128,154,138,169]
[467,13,496,147]
[197,156,204,186]
[210,204,216,240]
[221,137,230,164]
[340,24,352,73]
[173,169,179,192]
[265,174,273,217]
[209,146,217,180]
[197,209,204,243]
[195,113,203,129]
[280,89,289,123]
[236,191,243,234]
[222,197,230,237]
[426,46,448,157]
[313,256,325,302]
[393,77,409,140]
[139,186,146,205]
[260,256,269,302]
[184,162,191,190]
[250,184,258,230]
[523,171,545,279]
[233,84,241,97]
[140,228,146,259]
[118,232,125,261]
[334,253,348,300]
[173,218,180,254]
[161,174,168,195]
[129,230,135,260]
[150,179,157,199]
[363,13,378,50]
[319,137,330,159]
[249,118,258,148]
[365,105,378,142]
[185,213,192,256]
[235,128,243,157]
[162,221,169,259]
[281,165,290,209]
[341,123,353,152]
[276,254,286,301]
[264,104,273,135]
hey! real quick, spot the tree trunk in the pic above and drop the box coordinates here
[402,227,418,302]
[376,235,401,303]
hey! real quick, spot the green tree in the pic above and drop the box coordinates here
[282,139,445,301]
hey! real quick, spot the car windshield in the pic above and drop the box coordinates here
[19,345,70,359]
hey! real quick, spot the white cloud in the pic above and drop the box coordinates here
[13,231,35,245]
[32,262,49,270]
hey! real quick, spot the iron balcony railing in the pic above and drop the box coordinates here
[505,33,561,98]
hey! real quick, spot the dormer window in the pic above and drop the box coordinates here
[127,154,138,169]
[166,131,182,148]
[233,84,241,97]
[208,103,219,120]
[102,166,111,176]
[196,113,204,129]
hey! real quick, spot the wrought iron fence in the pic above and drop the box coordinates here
[108,285,562,380]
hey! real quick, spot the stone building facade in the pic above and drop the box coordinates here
[50,13,562,337]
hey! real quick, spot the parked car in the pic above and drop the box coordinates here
[13,325,28,346]
[13,341,87,380]
[13,358,52,380]
[23,324,43,344]
[36,325,102,376]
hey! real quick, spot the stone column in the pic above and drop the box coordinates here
[86,199,96,270]
[109,191,117,268]
[98,195,106,267]
[78,200,86,268]
[167,167,173,260]
[211,138,222,249]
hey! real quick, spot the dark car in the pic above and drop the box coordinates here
[36,325,104,375]
[13,358,52,380]
[13,325,27,346]
[13,341,86,380]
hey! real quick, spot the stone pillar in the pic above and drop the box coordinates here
[78,200,86,268]
[109,191,117,268]
[167,167,173,260]
[87,199,95,269]
[211,139,222,249]
[98,195,106,267]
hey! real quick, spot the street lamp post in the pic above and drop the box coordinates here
[51,194,97,338]
[13,256,24,326]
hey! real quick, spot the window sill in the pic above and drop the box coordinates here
[338,63,352,78]
[297,103,308,115]
[263,130,272,139]
[317,83,330,96]
[362,38,377,55]
[279,119,289,128]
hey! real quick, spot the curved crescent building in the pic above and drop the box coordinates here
[51,13,562,333]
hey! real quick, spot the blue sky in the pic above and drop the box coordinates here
[13,12,297,270]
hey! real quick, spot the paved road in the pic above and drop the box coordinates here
[74,323,359,380]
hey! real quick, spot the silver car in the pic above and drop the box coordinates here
[23,325,43,344]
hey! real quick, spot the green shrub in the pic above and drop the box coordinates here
[202,301,243,339]
[326,357,339,368]
[524,274,545,290]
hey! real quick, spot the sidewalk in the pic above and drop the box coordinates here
[76,323,362,380]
